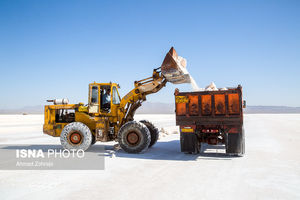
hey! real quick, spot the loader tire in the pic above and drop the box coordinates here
[60,122,92,151]
[91,134,96,145]
[140,120,159,148]
[118,121,151,153]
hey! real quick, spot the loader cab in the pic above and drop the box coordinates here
[88,82,121,115]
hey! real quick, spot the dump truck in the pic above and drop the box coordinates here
[43,47,190,153]
[175,86,245,156]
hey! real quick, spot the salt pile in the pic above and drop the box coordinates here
[187,74,227,92]
[158,128,179,140]
[205,82,218,91]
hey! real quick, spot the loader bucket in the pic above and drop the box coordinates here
[161,47,191,84]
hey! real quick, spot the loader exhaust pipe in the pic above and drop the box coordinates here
[161,47,191,84]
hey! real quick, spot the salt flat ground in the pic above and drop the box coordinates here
[0,114,299,200]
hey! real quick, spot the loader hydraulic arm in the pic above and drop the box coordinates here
[118,68,167,124]
[117,47,190,126]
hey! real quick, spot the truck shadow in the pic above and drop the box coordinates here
[103,141,236,161]
[105,140,199,161]
[197,144,235,160]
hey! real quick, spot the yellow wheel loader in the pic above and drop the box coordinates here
[43,47,190,153]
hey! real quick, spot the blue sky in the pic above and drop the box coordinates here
[0,0,299,109]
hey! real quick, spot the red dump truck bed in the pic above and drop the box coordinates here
[174,85,245,155]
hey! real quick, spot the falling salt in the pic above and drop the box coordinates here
[172,55,218,92]
[190,76,200,91]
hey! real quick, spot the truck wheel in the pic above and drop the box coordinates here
[118,121,151,153]
[60,122,92,151]
[140,120,159,148]
[225,127,244,156]
[180,132,200,154]
[241,126,245,155]
[194,138,201,154]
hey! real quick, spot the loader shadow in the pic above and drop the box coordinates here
[1,144,64,152]
[0,144,106,159]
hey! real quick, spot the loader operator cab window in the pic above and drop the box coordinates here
[112,87,121,104]
[89,85,100,114]
[91,86,98,103]
[101,87,111,112]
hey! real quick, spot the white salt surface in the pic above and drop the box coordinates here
[0,114,300,200]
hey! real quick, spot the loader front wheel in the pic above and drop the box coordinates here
[140,120,159,148]
[118,121,151,153]
[60,122,92,151]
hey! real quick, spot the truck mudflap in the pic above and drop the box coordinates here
[225,127,245,156]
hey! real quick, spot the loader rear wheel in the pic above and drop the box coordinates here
[118,121,151,153]
[140,120,159,148]
[60,122,92,151]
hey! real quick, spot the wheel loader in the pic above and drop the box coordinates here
[43,47,190,153]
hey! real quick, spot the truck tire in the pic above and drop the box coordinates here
[193,138,201,154]
[225,126,245,156]
[118,121,151,153]
[60,122,92,151]
[140,120,159,148]
[180,132,200,154]
[241,127,245,155]
[225,133,238,156]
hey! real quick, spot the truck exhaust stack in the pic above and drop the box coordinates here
[161,47,191,84]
